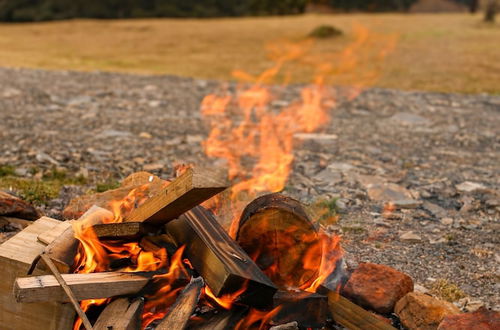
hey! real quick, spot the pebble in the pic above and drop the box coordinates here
[456,181,487,193]
[392,199,422,209]
[400,231,422,242]
[441,217,454,225]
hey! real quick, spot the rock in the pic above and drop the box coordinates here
[143,163,164,172]
[293,133,338,141]
[0,191,41,220]
[395,292,460,330]
[457,297,485,313]
[423,201,448,218]
[358,175,412,202]
[400,231,422,242]
[270,321,299,330]
[97,129,133,139]
[390,112,430,125]
[440,217,454,225]
[438,307,500,330]
[341,262,414,314]
[456,181,487,193]
[35,152,59,165]
[2,87,22,98]
[312,169,342,186]
[392,199,422,209]
[139,132,153,139]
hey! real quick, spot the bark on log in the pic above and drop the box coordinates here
[94,298,144,330]
[125,168,227,225]
[236,193,320,289]
[165,206,277,308]
[156,277,204,330]
[14,271,151,303]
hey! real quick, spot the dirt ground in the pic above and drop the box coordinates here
[0,67,498,311]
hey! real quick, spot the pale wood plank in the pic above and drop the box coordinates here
[94,298,143,330]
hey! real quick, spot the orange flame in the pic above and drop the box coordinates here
[201,282,248,310]
[235,306,282,330]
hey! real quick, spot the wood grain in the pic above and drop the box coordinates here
[94,298,144,330]
[37,220,73,245]
[125,167,227,225]
[14,271,151,303]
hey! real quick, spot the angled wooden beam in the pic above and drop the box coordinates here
[124,168,227,225]
[165,206,277,308]
[14,271,151,303]
[94,297,144,330]
[156,277,204,330]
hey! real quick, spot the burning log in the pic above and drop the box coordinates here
[189,307,249,330]
[327,291,396,330]
[124,167,227,225]
[91,222,153,240]
[94,298,144,330]
[165,206,277,307]
[0,216,75,329]
[236,193,320,288]
[156,277,204,330]
[42,206,113,273]
[272,290,328,328]
[14,271,151,303]
[37,220,73,245]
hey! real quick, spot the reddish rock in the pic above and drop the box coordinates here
[341,262,413,314]
[62,172,167,219]
[0,191,40,220]
[438,307,500,330]
[395,292,460,330]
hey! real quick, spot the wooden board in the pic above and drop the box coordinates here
[94,297,144,330]
[125,167,227,225]
[0,216,75,330]
[327,291,396,330]
[91,222,152,240]
[156,277,203,330]
[272,290,328,328]
[37,220,72,245]
[165,206,277,308]
[14,271,151,303]
[236,193,320,289]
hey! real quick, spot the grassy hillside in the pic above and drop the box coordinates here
[0,13,498,93]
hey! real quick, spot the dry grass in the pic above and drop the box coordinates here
[0,13,498,93]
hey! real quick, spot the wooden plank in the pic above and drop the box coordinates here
[37,220,72,245]
[156,277,204,330]
[43,206,113,273]
[0,217,75,330]
[91,222,152,240]
[272,290,328,328]
[94,298,144,330]
[165,206,277,308]
[14,271,151,303]
[236,193,320,289]
[125,167,227,225]
[327,291,396,330]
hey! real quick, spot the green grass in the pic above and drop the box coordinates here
[311,197,340,225]
[0,13,498,93]
[95,180,120,193]
[429,279,466,302]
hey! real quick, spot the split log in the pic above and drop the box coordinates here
[37,220,73,245]
[272,290,328,328]
[236,193,320,288]
[189,307,248,330]
[165,206,277,308]
[94,298,144,330]
[125,167,227,225]
[42,206,113,273]
[156,277,204,330]
[0,216,75,329]
[91,222,154,240]
[327,291,396,330]
[0,190,40,220]
[14,271,151,303]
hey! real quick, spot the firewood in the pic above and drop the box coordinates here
[165,206,277,308]
[272,290,328,328]
[327,291,397,330]
[0,190,40,220]
[37,220,73,245]
[91,222,153,240]
[0,215,32,229]
[189,307,248,330]
[125,167,227,225]
[14,271,151,303]
[42,206,113,273]
[156,277,204,330]
[236,193,320,288]
[94,298,144,330]
[0,217,75,329]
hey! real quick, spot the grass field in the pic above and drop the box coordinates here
[0,13,498,94]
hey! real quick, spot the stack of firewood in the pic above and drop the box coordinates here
[0,168,395,330]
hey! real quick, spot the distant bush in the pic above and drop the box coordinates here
[0,0,308,22]
[309,24,342,38]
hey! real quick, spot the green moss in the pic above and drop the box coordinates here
[0,165,16,177]
[0,176,61,205]
[311,197,340,225]
[95,180,120,193]
[309,25,343,39]
[341,226,366,234]
[429,279,466,302]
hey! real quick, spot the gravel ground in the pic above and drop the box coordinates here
[0,67,499,310]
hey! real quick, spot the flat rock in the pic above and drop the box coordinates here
[400,231,422,242]
[358,175,412,202]
[423,201,448,218]
[395,292,460,330]
[390,112,430,125]
[0,191,41,220]
[392,199,422,209]
[438,307,500,330]
[341,262,414,314]
[456,181,487,193]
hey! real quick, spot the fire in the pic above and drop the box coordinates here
[235,306,282,330]
[202,282,248,310]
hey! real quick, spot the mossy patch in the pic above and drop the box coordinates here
[0,165,16,177]
[95,180,121,193]
[311,197,340,225]
[429,279,466,302]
